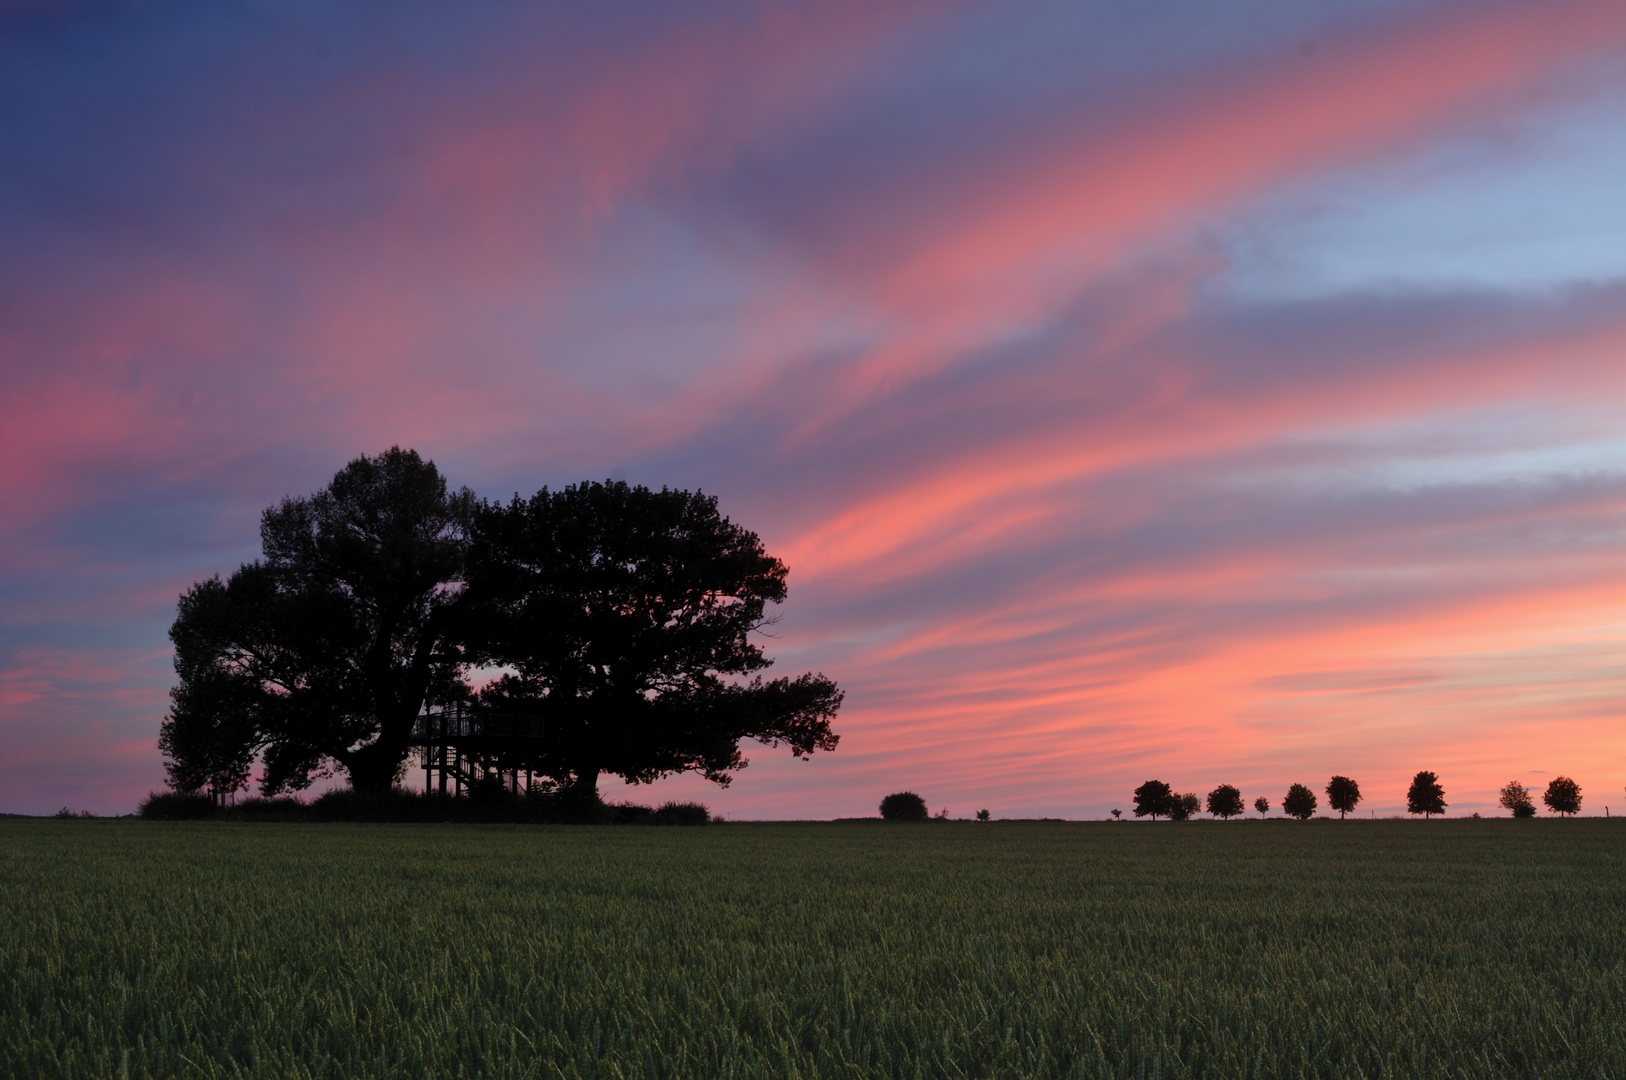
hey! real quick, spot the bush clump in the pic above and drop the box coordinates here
[652,801,710,826]
[139,792,218,820]
[136,787,713,825]
[880,791,929,821]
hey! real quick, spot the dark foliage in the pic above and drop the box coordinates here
[462,480,841,801]
[1168,793,1200,821]
[1499,780,1536,818]
[158,456,843,807]
[139,792,219,820]
[880,791,929,820]
[1206,784,1244,819]
[163,448,473,795]
[1325,775,1362,819]
[308,789,709,824]
[1406,770,1447,818]
[1254,796,1270,816]
[139,786,711,825]
[1132,780,1175,820]
[1282,783,1318,820]
[1542,776,1581,817]
[157,664,259,804]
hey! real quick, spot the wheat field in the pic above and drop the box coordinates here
[2,818,1622,1078]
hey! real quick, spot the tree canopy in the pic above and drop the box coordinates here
[1169,792,1200,821]
[1325,775,1361,819]
[162,448,472,794]
[160,453,842,801]
[880,792,928,820]
[1282,783,1318,820]
[1542,776,1581,817]
[1498,780,1536,818]
[1406,770,1446,818]
[1132,780,1174,820]
[1206,784,1243,819]
[464,480,840,801]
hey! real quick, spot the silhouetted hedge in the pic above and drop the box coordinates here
[138,792,218,820]
[138,788,710,825]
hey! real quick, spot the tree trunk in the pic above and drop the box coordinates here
[566,767,601,806]
[345,731,411,792]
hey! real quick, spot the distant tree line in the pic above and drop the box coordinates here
[1128,772,1586,820]
[159,448,843,806]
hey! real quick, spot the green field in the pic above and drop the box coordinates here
[2,820,1623,1079]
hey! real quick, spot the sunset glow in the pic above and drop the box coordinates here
[5,0,1626,817]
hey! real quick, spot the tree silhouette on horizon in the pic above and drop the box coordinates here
[1132,780,1175,820]
[1498,780,1536,818]
[1206,784,1244,820]
[1542,776,1581,817]
[1406,771,1446,818]
[1325,775,1362,819]
[1283,783,1318,820]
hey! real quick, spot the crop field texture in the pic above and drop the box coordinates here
[2,820,1623,1080]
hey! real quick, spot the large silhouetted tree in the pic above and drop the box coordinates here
[1283,783,1318,820]
[1542,776,1581,817]
[1132,780,1175,820]
[1325,775,1362,819]
[160,460,843,803]
[1499,780,1536,818]
[1207,784,1244,820]
[465,480,841,802]
[1406,770,1446,818]
[163,448,473,793]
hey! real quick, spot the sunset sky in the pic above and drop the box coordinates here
[5,0,1626,818]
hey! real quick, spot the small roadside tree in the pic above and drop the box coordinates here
[1169,793,1200,821]
[1206,784,1244,820]
[1542,776,1582,817]
[1325,775,1362,819]
[976,808,991,822]
[1254,796,1270,817]
[1132,780,1175,820]
[1406,770,1446,818]
[1499,780,1536,818]
[1283,783,1318,820]
[880,792,928,820]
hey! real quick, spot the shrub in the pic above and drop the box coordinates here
[880,792,928,820]
[226,797,306,821]
[651,801,710,826]
[310,788,463,823]
[139,792,218,820]
[977,809,991,822]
